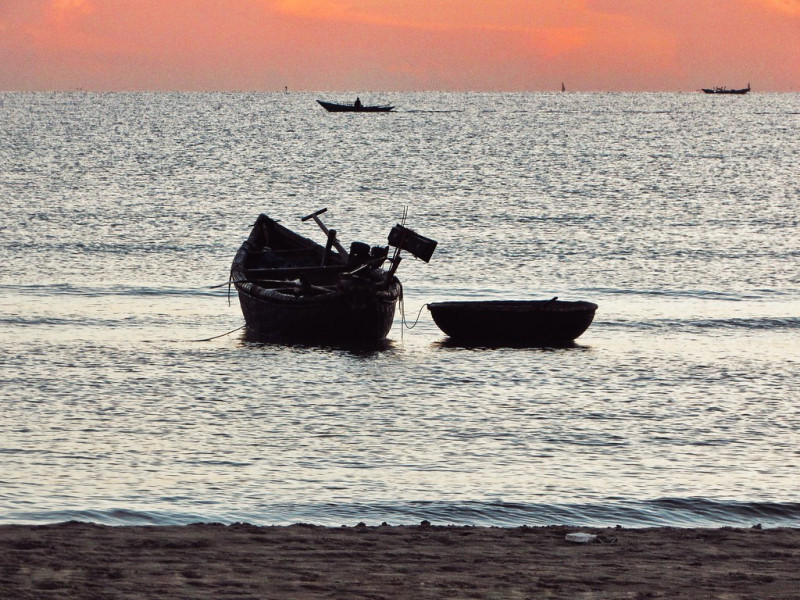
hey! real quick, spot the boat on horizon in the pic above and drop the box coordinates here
[230,209,434,342]
[702,83,751,95]
[428,298,598,346]
[317,99,395,112]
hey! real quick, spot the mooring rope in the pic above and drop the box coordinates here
[398,283,429,340]
[402,302,429,330]
[187,325,246,342]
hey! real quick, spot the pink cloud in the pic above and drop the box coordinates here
[0,0,797,90]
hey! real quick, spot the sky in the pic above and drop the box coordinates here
[1,0,798,92]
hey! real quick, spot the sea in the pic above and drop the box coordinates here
[1,91,798,529]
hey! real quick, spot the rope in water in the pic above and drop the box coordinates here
[398,283,429,339]
[402,302,429,330]
[188,325,246,342]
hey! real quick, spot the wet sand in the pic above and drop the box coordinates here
[1,522,798,599]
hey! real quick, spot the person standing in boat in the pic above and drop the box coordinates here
[354,97,362,108]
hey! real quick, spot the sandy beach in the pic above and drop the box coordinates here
[1,522,798,599]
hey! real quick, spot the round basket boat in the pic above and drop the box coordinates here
[428,299,597,345]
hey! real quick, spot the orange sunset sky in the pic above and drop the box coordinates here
[1,0,798,92]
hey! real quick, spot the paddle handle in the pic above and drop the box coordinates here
[301,208,348,260]
[301,208,327,222]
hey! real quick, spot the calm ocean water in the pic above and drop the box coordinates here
[1,91,798,528]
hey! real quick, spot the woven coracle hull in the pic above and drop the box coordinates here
[231,213,401,343]
[428,300,597,345]
[236,280,400,342]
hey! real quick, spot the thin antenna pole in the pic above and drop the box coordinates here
[388,205,408,275]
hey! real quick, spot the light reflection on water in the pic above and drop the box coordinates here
[1,91,798,527]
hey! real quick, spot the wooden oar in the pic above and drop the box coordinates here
[301,208,349,260]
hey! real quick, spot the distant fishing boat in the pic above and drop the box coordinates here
[702,83,751,95]
[317,99,395,112]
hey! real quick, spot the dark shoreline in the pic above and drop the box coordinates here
[2,522,799,599]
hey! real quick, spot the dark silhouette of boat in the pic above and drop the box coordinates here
[702,84,751,94]
[428,299,598,346]
[230,210,434,342]
[317,99,395,112]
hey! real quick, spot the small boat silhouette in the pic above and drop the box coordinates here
[701,83,751,95]
[317,99,395,112]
